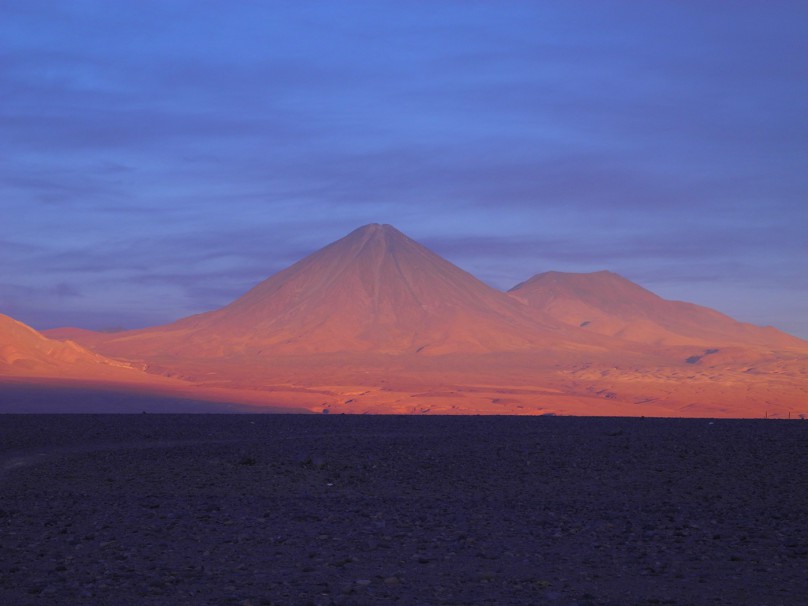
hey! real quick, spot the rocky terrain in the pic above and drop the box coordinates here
[1,414,806,605]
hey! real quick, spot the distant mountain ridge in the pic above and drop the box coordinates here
[0,313,135,376]
[5,223,804,417]
[508,270,804,350]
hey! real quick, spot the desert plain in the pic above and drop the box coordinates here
[1,413,806,606]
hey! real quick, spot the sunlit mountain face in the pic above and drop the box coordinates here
[4,225,806,418]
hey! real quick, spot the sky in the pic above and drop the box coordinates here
[1,1,806,338]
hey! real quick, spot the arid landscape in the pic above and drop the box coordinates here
[1,415,806,605]
[1,224,805,417]
[2,4,805,606]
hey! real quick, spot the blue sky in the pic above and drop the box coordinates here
[1,1,806,337]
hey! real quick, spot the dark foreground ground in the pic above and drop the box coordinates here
[0,415,805,606]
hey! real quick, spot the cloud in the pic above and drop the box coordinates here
[0,1,804,336]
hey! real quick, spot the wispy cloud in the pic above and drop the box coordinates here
[0,1,805,336]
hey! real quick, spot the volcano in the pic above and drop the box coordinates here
[91,224,603,359]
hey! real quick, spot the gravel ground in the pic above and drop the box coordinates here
[0,414,806,606]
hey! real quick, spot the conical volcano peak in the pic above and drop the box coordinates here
[93,223,568,356]
[351,223,400,234]
[348,223,406,244]
[357,222,395,232]
[328,223,422,263]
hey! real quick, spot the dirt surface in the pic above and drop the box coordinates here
[0,415,806,605]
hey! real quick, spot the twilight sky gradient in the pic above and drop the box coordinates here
[2,1,807,338]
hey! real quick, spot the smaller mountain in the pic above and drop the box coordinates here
[0,313,137,377]
[508,270,804,350]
